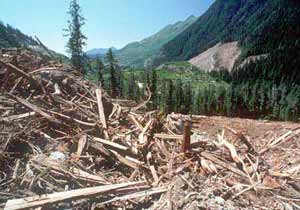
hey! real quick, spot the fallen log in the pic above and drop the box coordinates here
[4,181,145,210]
[0,61,46,93]
[154,133,182,140]
[200,152,248,178]
[98,186,167,206]
[8,94,62,124]
[1,111,35,122]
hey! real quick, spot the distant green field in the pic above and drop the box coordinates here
[122,61,228,89]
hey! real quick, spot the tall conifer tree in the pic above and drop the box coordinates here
[65,0,87,74]
[106,48,119,97]
[165,80,174,114]
[96,57,104,87]
[150,69,157,109]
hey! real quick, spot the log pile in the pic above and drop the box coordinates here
[0,49,300,210]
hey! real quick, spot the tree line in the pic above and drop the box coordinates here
[65,0,300,122]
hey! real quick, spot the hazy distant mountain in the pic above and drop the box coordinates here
[86,47,117,59]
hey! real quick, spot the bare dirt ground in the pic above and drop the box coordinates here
[193,115,298,142]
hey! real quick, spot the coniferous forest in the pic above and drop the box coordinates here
[83,0,300,122]
[2,0,300,122]
[87,40,300,122]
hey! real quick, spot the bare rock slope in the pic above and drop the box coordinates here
[189,41,241,72]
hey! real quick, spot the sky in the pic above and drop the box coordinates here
[0,0,214,54]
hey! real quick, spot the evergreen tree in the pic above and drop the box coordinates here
[175,80,184,113]
[96,57,104,87]
[118,69,124,97]
[127,72,135,100]
[225,86,233,116]
[183,84,192,114]
[150,69,157,109]
[65,0,87,74]
[145,70,150,89]
[165,80,174,114]
[106,48,119,97]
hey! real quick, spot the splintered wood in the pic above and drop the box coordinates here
[1,49,300,210]
[5,181,147,210]
[95,88,107,129]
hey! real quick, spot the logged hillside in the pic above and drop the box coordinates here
[161,0,300,63]
[0,22,38,48]
[2,49,300,210]
[89,15,197,68]
[0,22,68,61]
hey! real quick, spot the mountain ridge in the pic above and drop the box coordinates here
[161,0,300,66]
[86,47,117,58]
[0,21,67,61]
[116,15,197,68]
[0,21,39,48]
[87,15,197,68]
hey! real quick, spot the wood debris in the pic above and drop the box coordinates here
[0,49,300,210]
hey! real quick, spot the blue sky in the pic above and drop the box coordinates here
[0,0,214,54]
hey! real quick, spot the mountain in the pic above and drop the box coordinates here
[0,22,39,48]
[86,47,117,59]
[159,0,300,121]
[0,21,67,61]
[161,0,300,68]
[151,0,300,121]
[116,15,197,68]
[87,15,197,68]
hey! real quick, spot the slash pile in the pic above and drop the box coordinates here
[0,48,300,210]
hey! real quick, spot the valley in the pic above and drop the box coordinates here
[86,15,197,68]
[1,0,300,209]
[84,0,300,121]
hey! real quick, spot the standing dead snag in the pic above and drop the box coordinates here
[182,120,191,153]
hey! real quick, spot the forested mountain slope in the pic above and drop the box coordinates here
[0,22,38,48]
[151,0,300,121]
[0,21,67,61]
[109,15,196,68]
[161,0,300,63]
